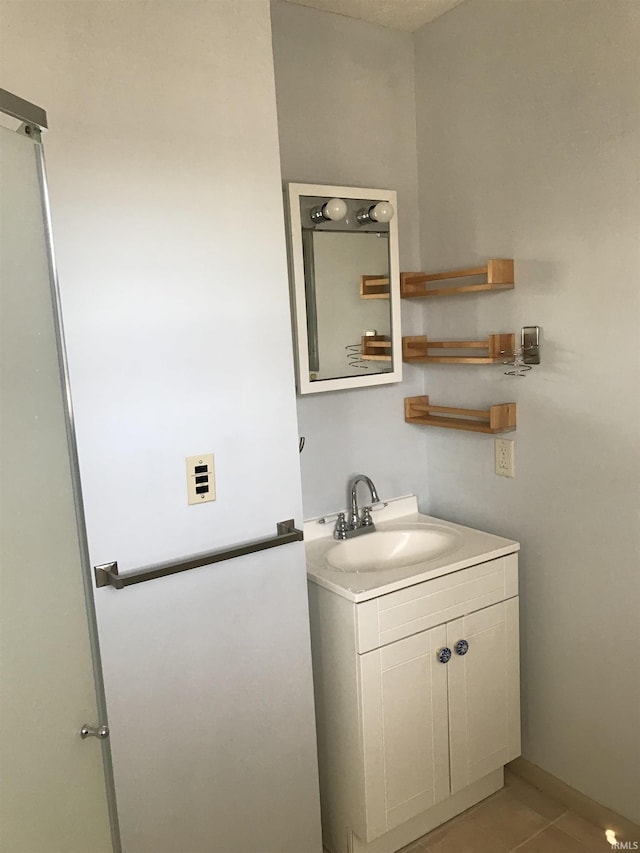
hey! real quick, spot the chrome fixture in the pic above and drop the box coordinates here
[334,474,380,539]
[521,326,540,364]
[80,724,110,740]
[0,87,48,130]
[503,325,541,377]
[454,639,469,656]
[95,519,303,590]
[316,502,388,527]
[334,512,349,540]
[349,474,379,529]
[310,197,348,224]
[356,200,395,225]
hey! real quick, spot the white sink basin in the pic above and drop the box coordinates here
[326,526,459,573]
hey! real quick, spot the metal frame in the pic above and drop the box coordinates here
[0,87,47,129]
[34,128,123,853]
[3,86,122,852]
[94,520,304,590]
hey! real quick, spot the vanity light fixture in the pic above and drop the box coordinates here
[309,197,348,223]
[356,200,395,225]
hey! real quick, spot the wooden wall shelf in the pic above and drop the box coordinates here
[360,275,390,299]
[361,335,391,361]
[405,395,516,434]
[403,334,514,364]
[401,259,514,298]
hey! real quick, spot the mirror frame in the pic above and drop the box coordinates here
[285,182,402,395]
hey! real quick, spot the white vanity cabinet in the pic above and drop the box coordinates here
[307,548,521,853]
[446,598,520,794]
[358,623,450,839]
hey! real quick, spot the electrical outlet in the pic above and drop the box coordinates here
[495,439,515,478]
[186,453,216,504]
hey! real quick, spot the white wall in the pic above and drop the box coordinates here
[271,0,429,518]
[1,0,304,567]
[413,0,640,822]
[0,2,322,851]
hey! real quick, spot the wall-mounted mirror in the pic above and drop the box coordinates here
[285,182,402,395]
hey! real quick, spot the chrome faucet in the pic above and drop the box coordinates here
[334,474,380,540]
[349,474,379,529]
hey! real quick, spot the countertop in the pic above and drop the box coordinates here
[304,496,520,602]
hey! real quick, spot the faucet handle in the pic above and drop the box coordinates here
[334,512,348,540]
[361,506,374,527]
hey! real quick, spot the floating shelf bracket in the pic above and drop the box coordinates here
[400,259,514,298]
[404,395,516,434]
[360,274,390,299]
[402,334,515,364]
[361,334,392,361]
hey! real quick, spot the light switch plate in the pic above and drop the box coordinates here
[495,439,515,478]
[186,453,216,504]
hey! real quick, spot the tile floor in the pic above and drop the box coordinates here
[325,771,627,853]
[401,772,616,852]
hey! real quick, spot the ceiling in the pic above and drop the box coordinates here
[280,0,467,32]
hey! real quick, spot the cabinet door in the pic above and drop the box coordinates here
[447,598,521,794]
[359,624,450,840]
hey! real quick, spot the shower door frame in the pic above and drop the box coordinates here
[0,87,121,852]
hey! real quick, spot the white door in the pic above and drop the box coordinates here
[447,598,521,794]
[359,625,450,840]
[0,115,116,851]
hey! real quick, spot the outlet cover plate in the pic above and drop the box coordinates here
[495,438,515,478]
[186,453,216,504]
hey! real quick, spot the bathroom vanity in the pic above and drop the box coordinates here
[305,496,521,853]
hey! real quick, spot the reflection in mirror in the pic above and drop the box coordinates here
[305,229,391,380]
[286,184,402,395]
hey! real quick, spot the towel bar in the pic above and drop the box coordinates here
[94,519,303,590]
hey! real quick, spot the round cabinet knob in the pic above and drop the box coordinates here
[455,640,469,656]
[437,647,452,664]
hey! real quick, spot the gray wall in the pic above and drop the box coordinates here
[413,0,640,822]
[271,0,429,518]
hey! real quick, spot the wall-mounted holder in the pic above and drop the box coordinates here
[360,275,390,299]
[402,334,515,365]
[521,325,540,364]
[361,334,392,361]
[400,259,515,298]
[503,326,541,376]
[405,395,516,434]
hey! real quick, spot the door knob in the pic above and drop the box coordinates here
[80,724,110,740]
[437,647,452,664]
[455,639,469,656]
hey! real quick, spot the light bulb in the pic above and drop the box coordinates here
[309,197,348,223]
[323,198,348,221]
[356,200,395,225]
[369,201,394,223]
